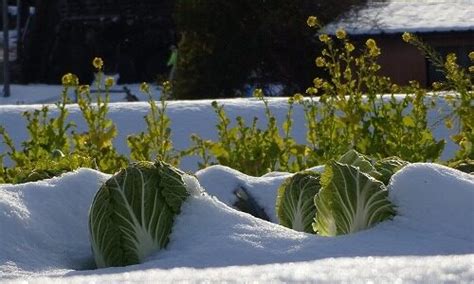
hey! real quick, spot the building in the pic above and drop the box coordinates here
[324,0,474,87]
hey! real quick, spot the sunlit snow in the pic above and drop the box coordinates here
[0,88,473,282]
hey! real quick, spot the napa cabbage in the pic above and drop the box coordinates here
[276,171,321,233]
[313,161,395,236]
[338,149,376,174]
[88,160,191,268]
[374,157,409,185]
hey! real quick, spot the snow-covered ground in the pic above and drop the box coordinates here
[0,85,472,282]
[0,84,154,105]
[0,0,472,279]
[0,163,473,282]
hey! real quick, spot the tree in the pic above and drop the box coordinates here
[174,0,368,99]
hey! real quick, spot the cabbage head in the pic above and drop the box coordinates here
[276,171,321,233]
[88,161,189,268]
[338,149,378,176]
[313,161,395,236]
[374,157,409,185]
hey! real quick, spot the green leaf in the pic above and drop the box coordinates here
[338,149,376,175]
[276,171,321,233]
[313,161,395,236]
[373,157,409,185]
[88,161,189,268]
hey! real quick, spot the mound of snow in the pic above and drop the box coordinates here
[0,169,110,278]
[389,163,474,242]
[195,165,292,222]
[0,163,473,282]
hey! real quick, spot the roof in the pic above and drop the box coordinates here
[324,0,474,35]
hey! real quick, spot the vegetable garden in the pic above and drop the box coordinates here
[0,17,473,270]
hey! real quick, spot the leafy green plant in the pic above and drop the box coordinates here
[72,68,128,173]
[127,82,180,166]
[313,161,396,236]
[0,61,130,183]
[189,90,304,176]
[367,84,445,162]
[276,171,321,233]
[273,150,402,236]
[0,87,81,183]
[336,149,409,185]
[88,160,190,268]
[299,19,444,165]
[402,32,473,160]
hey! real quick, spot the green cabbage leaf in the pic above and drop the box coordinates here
[313,161,395,236]
[338,149,378,175]
[88,161,189,268]
[374,157,409,185]
[276,171,321,233]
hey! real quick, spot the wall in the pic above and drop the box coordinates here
[354,31,474,87]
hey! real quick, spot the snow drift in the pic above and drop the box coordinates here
[0,163,473,282]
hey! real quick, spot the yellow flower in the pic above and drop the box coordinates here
[306,16,318,28]
[345,43,355,52]
[104,76,114,88]
[335,29,346,39]
[253,88,264,98]
[432,82,443,90]
[61,73,71,85]
[92,57,104,70]
[140,82,150,93]
[315,57,325,67]
[469,51,474,61]
[162,81,172,93]
[365,39,380,57]
[402,32,412,43]
[78,84,90,94]
[61,73,79,86]
[305,87,318,95]
[391,84,400,93]
[72,75,79,86]
[469,66,474,73]
[319,34,330,43]
[365,38,377,49]
[369,47,381,57]
[293,93,304,102]
[313,77,324,88]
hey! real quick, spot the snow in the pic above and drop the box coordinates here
[389,163,474,242]
[0,84,156,105]
[0,163,473,282]
[324,0,474,35]
[0,83,473,281]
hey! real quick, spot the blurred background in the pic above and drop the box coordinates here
[0,0,473,99]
